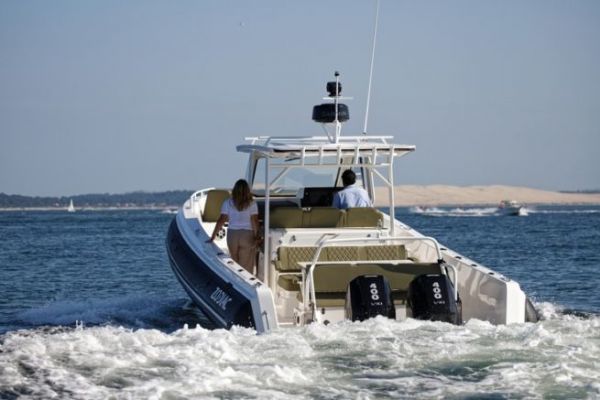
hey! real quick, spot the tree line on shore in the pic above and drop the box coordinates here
[0,190,192,208]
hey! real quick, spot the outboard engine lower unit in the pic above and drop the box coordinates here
[407,274,462,325]
[345,275,395,321]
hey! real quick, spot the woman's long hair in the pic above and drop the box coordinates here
[231,179,253,211]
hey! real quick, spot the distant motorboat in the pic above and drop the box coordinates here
[411,205,442,215]
[498,200,522,216]
[67,199,75,213]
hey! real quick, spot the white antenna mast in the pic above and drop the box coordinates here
[363,0,380,135]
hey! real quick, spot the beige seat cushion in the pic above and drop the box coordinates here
[344,208,383,227]
[270,207,344,229]
[202,190,230,222]
[303,207,344,228]
[275,246,328,272]
[275,245,408,272]
[363,244,407,260]
[270,207,304,228]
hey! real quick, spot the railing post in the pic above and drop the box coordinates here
[263,157,270,287]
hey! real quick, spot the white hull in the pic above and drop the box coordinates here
[498,201,523,216]
[498,206,522,216]
[166,207,277,332]
[166,76,536,333]
[167,188,533,333]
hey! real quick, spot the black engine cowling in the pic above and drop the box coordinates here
[345,275,396,321]
[407,274,462,325]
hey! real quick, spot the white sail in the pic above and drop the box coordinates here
[67,199,75,213]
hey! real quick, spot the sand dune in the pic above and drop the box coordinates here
[373,185,600,207]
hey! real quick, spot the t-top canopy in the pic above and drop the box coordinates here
[237,135,416,161]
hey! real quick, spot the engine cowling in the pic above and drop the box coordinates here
[345,275,395,321]
[407,274,462,325]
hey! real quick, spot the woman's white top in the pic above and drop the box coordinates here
[220,199,258,231]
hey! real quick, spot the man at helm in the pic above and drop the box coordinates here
[332,169,373,209]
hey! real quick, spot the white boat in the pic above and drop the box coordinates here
[67,199,75,213]
[166,74,538,333]
[498,200,523,216]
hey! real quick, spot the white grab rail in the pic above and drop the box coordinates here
[301,236,449,322]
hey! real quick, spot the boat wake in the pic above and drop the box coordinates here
[1,302,598,399]
[525,208,600,214]
[13,295,208,333]
[407,206,600,217]
[409,206,501,217]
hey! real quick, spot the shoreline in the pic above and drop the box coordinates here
[0,206,178,212]
[1,186,599,211]
[375,185,600,207]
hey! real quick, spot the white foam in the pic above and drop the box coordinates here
[526,208,600,214]
[410,206,499,217]
[1,313,599,399]
[518,207,529,216]
[16,295,178,328]
[410,206,600,217]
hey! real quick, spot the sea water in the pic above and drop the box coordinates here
[0,207,599,399]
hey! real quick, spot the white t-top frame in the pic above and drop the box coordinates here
[236,135,416,286]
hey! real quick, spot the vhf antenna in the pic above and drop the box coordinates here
[363,0,380,135]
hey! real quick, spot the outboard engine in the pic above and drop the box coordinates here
[407,274,462,325]
[345,275,395,321]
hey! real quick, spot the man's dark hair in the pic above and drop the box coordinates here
[341,169,356,187]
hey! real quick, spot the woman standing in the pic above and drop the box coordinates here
[208,179,260,274]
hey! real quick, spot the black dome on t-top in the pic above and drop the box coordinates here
[312,103,349,123]
[312,74,350,123]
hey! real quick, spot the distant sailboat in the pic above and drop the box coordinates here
[67,199,75,213]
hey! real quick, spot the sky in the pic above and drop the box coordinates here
[1,0,599,197]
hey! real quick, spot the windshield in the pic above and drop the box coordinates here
[251,155,370,197]
[252,158,341,196]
